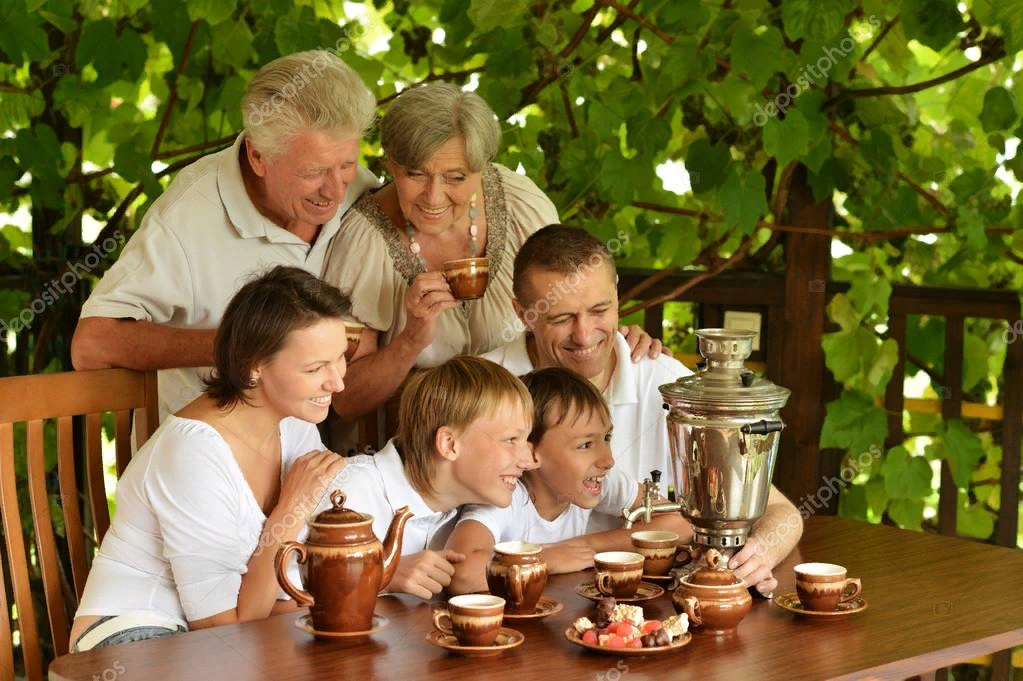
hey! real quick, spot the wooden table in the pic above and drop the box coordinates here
[49,516,1023,681]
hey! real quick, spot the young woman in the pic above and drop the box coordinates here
[318,355,536,599]
[69,266,350,650]
[446,367,690,595]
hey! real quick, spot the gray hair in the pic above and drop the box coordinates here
[242,50,376,159]
[380,83,501,173]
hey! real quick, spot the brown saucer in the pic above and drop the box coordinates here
[772,592,868,617]
[295,613,389,640]
[502,596,563,621]
[642,573,674,582]
[575,581,664,603]
[426,627,524,657]
[564,627,692,655]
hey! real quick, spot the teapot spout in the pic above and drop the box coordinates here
[379,505,414,592]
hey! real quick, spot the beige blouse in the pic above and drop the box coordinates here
[322,163,559,367]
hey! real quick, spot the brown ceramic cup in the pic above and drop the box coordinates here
[794,562,862,612]
[442,257,490,300]
[593,551,645,598]
[630,530,680,576]
[343,322,364,361]
[431,594,505,646]
[486,541,548,615]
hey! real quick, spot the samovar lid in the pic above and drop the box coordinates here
[659,328,790,411]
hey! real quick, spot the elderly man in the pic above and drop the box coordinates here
[483,224,800,592]
[71,50,377,421]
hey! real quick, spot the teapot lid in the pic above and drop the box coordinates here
[684,548,744,587]
[659,329,790,412]
[312,490,369,525]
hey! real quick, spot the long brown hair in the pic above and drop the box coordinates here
[203,266,351,408]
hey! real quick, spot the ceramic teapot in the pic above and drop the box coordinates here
[671,548,752,635]
[276,490,413,633]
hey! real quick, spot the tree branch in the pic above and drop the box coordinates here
[598,0,674,45]
[631,26,643,81]
[859,16,899,64]
[0,82,40,94]
[151,20,202,159]
[376,67,486,105]
[833,45,1006,101]
[153,134,236,161]
[829,122,950,216]
[559,82,579,138]
[596,0,639,43]
[619,237,752,316]
[518,4,600,110]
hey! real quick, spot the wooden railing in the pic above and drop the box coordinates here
[617,267,1023,680]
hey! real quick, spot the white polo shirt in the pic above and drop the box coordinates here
[317,439,460,555]
[457,467,637,545]
[80,133,378,422]
[482,332,692,531]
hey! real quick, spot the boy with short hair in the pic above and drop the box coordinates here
[446,367,690,595]
[320,355,535,599]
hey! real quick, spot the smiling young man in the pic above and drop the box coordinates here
[71,50,378,422]
[483,225,802,592]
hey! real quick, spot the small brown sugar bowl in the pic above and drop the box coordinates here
[672,548,752,635]
[443,257,490,300]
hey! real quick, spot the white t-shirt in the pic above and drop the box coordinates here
[80,133,378,422]
[457,467,637,545]
[315,439,459,555]
[75,415,324,627]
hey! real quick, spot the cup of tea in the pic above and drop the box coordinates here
[431,594,505,646]
[630,530,679,576]
[343,321,364,361]
[794,563,862,612]
[443,257,490,300]
[593,551,645,598]
[486,541,548,615]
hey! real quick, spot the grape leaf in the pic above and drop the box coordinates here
[900,0,965,51]
[937,420,986,489]
[186,0,237,26]
[782,0,855,42]
[0,10,50,63]
[957,502,995,539]
[763,109,810,169]
[881,446,934,499]
[685,138,731,194]
[979,87,1018,134]
[730,26,784,90]
[864,476,888,519]
[211,19,255,69]
[837,484,868,521]
[719,166,768,235]
[819,390,889,455]
[888,498,925,530]
[826,293,859,332]
[469,0,528,34]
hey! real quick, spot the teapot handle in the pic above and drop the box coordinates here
[275,541,314,608]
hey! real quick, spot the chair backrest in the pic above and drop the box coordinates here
[0,368,158,681]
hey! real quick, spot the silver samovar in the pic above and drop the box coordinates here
[623,328,791,550]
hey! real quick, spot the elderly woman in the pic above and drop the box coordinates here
[322,83,662,422]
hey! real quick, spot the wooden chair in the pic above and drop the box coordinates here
[0,369,158,681]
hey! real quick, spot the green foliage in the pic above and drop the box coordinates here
[1,0,1020,557]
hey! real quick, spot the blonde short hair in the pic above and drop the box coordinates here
[242,50,375,159]
[380,82,501,172]
[396,356,532,495]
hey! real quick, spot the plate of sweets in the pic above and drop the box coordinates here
[564,596,691,656]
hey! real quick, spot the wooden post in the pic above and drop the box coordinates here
[775,166,832,504]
